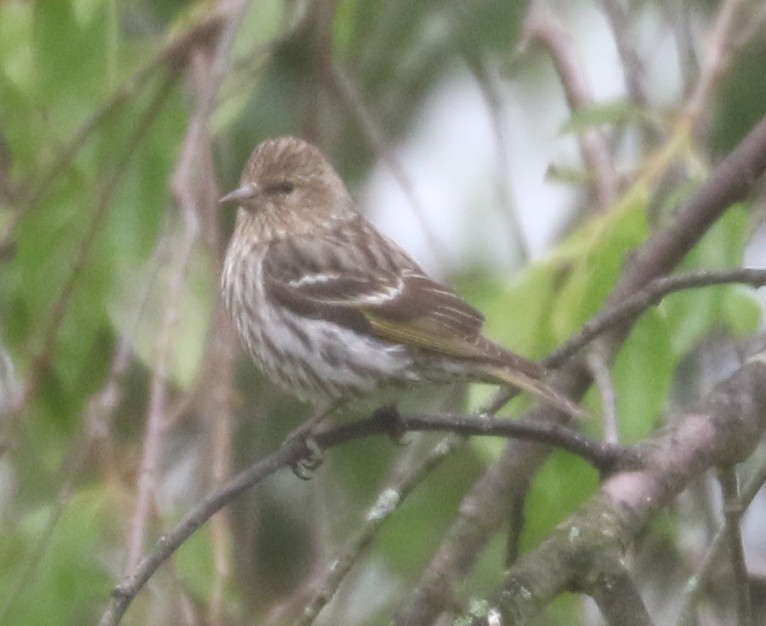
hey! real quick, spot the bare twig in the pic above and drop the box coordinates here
[586,342,619,443]
[0,10,225,247]
[676,455,766,626]
[125,201,200,570]
[394,112,766,626]
[717,467,753,626]
[327,61,451,271]
[685,0,747,123]
[460,355,766,625]
[521,4,618,208]
[120,66,201,570]
[587,554,654,626]
[465,56,532,262]
[11,71,180,416]
[598,0,650,107]
[548,267,766,368]
[666,0,699,97]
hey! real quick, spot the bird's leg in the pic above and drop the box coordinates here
[292,436,323,480]
[289,400,341,439]
[371,403,409,445]
[289,401,342,480]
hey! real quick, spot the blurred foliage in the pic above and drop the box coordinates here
[712,35,766,155]
[0,0,764,625]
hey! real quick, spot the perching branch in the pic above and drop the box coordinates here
[98,405,631,626]
[101,261,766,625]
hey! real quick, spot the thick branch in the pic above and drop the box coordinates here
[464,356,766,624]
[394,112,766,626]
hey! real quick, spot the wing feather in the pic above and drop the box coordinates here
[263,216,499,359]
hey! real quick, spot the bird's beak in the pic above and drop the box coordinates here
[219,182,259,205]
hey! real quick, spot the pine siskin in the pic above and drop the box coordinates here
[220,136,583,421]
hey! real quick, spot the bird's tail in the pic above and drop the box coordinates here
[482,364,591,420]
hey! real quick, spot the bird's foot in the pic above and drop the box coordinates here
[286,403,341,479]
[372,403,410,445]
[291,434,324,480]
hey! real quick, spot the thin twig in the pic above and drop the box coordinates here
[395,111,766,626]
[547,268,766,368]
[667,0,699,98]
[0,337,133,623]
[0,11,225,247]
[125,205,200,570]
[676,454,766,626]
[465,56,532,262]
[685,0,747,122]
[717,467,752,626]
[586,342,619,443]
[521,3,618,208]
[11,71,180,416]
[400,412,631,471]
[598,0,650,107]
[327,61,452,271]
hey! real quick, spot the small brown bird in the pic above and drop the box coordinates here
[221,136,583,421]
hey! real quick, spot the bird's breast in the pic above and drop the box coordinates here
[222,241,420,404]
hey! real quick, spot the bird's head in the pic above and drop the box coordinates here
[220,137,355,237]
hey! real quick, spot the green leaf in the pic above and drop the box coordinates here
[33,0,111,132]
[662,205,750,355]
[608,309,675,441]
[375,447,484,573]
[521,451,599,552]
[683,203,749,269]
[0,487,122,626]
[723,287,762,338]
[175,522,239,617]
[552,193,648,339]
[560,100,656,135]
[457,264,561,360]
[108,238,213,389]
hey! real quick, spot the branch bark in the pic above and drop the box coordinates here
[394,112,766,626]
[463,355,766,624]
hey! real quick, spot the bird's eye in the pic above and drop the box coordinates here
[265,180,295,195]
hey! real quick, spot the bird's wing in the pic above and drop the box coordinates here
[262,219,496,361]
[263,220,587,416]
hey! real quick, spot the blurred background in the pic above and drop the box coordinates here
[2,0,766,624]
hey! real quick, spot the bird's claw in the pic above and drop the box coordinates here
[291,434,324,480]
[372,403,410,445]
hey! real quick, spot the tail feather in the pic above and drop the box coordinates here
[483,364,591,420]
